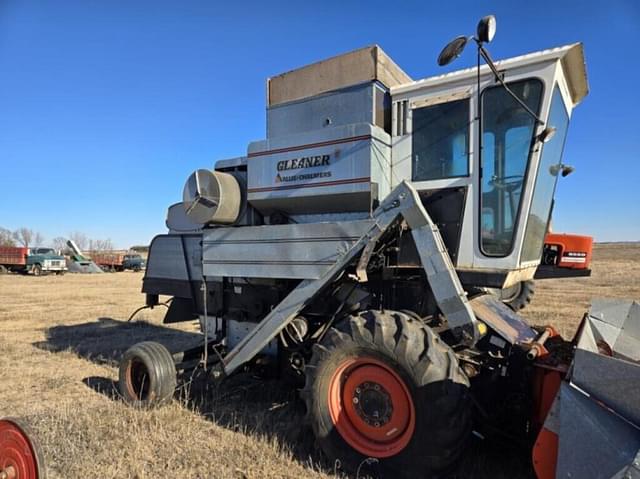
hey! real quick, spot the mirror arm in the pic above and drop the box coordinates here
[476,42,544,125]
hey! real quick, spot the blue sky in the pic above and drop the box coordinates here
[0,1,638,247]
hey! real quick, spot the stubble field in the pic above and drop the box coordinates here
[0,243,638,478]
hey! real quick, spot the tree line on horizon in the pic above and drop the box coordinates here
[0,226,117,253]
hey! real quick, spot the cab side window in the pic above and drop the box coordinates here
[412,99,470,181]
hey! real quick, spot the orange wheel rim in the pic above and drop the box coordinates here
[0,419,41,479]
[125,358,151,401]
[328,357,415,458]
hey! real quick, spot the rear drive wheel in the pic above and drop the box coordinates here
[302,310,471,478]
[501,280,535,311]
[118,341,177,408]
[0,265,7,274]
[31,265,42,276]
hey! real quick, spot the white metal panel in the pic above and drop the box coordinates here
[247,123,391,214]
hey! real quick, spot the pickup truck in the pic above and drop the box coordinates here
[26,248,68,275]
[0,246,67,275]
[122,254,145,271]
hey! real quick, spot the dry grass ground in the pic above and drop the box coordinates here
[0,243,638,478]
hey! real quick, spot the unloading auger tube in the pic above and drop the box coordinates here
[216,180,479,377]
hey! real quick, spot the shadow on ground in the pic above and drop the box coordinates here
[82,376,119,397]
[33,317,203,366]
[34,317,534,478]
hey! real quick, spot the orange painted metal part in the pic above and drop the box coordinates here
[531,364,564,479]
[533,427,559,479]
[544,233,593,269]
[531,366,563,433]
[528,326,561,360]
[328,357,415,458]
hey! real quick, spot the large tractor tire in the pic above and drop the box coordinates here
[501,280,535,311]
[302,310,471,478]
[118,341,177,408]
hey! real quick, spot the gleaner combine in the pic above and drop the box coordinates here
[111,16,640,479]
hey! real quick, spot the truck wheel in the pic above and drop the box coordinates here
[0,265,7,274]
[501,280,535,311]
[32,264,42,276]
[118,341,177,408]
[302,310,471,478]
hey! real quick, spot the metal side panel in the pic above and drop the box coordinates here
[469,294,538,345]
[571,348,640,428]
[202,220,374,279]
[556,383,640,479]
[570,300,640,428]
[145,234,202,281]
[246,123,391,215]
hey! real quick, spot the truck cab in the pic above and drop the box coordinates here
[27,247,67,275]
[122,254,145,272]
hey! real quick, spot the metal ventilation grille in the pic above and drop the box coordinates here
[394,100,408,136]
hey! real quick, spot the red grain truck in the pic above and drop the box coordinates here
[89,251,145,272]
[0,246,28,274]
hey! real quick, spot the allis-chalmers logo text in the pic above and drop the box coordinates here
[275,154,332,183]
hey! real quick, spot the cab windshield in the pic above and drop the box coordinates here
[480,79,543,256]
[521,86,570,261]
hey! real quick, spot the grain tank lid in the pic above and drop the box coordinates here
[267,45,413,107]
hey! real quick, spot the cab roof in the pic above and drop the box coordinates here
[392,43,589,107]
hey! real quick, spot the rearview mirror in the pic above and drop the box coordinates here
[437,36,469,66]
[537,126,557,144]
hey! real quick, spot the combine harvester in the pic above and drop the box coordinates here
[114,16,639,478]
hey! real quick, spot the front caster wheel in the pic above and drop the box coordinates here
[118,341,177,408]
[302,310,471,478]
